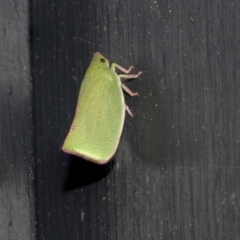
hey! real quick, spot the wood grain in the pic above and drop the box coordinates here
[2,0,239,239]
[0,0,35,239]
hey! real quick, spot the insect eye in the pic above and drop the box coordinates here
[100,58,105,63]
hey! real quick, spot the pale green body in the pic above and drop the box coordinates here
[62,53,125,164]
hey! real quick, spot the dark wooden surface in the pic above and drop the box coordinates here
[1,0,240,239]
[0,0,35,239]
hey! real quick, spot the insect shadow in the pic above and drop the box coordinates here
[63,155,115,190]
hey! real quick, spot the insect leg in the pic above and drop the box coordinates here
[121,84,139,96]
[111,63,134,73]
[125,105,134,117]
[119,71,143,81]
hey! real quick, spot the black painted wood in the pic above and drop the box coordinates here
[0,0,35,239]
[0,0,236,239]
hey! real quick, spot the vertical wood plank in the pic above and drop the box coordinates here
[31,0,240,239]
[0,0,35,239]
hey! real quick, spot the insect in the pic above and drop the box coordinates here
[62,52,142,164]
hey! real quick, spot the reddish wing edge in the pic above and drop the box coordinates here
[62,144,119,165]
